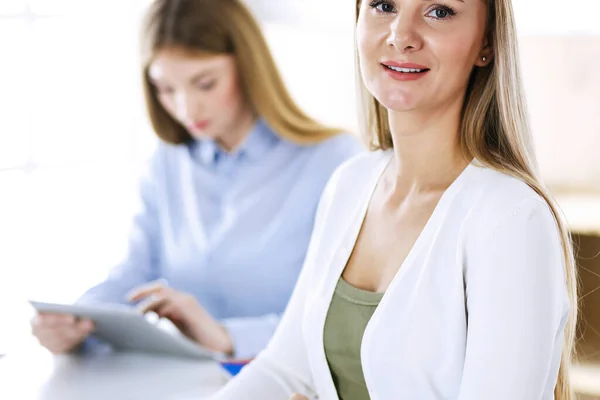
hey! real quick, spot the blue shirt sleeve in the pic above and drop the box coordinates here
[75,149,164,352]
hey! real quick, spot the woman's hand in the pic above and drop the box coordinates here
[128,282,234,355]
[31,313,94,354]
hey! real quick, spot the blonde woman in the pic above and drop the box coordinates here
[212,0,577,398]
[30,0,362,360]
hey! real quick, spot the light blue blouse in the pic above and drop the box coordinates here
[80,119,363,358]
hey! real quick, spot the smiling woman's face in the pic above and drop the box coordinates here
[356,0,491,113]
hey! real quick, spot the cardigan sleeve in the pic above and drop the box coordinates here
[457,198,570,399]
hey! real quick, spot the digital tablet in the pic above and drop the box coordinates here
[29,300,219,360]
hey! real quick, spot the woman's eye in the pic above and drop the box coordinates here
[426,6,456,20]
[197,81,216,91]
[379,3,394,12]
[369,1,395,14]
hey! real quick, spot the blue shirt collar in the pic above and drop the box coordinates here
[192,119,279,167]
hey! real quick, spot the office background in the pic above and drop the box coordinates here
[0,0,599,387]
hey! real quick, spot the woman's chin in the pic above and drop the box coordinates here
[376,93,421,113]
[380,101,419,113]
[188,129,214,141]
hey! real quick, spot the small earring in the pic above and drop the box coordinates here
[482,56,487,62]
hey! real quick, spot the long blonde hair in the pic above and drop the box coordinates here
[140,0,341,145]
[355,1,577,398]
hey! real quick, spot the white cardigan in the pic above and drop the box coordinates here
[212,150,570,400]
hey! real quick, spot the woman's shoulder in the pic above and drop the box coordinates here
[471,163,545,205]
[307,150,389,249]
[133,140,194,187]
[149,139,193,166]
[315,150,390,217]
[461,162,555,236]
[306,132,366,161]
[328,149,389,189]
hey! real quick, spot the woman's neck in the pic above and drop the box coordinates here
[216,108,257,153]
[386,104,469,193]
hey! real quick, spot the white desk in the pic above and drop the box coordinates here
[0,347,229,400]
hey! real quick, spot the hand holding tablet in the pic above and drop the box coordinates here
[30,312,95,354]
[29,298,219,360]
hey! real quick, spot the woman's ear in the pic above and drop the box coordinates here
[475,50,493,67]
[475,35,494,67]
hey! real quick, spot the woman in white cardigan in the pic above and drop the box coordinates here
[212,0,577,399]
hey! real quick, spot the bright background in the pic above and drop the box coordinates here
[1,0,599,351]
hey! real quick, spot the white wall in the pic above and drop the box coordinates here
[521,36,600,191]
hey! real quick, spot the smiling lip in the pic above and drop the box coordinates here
[191,120,210,130]
[381,61,430,81]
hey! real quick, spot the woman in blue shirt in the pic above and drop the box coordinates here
[31,0,362,359]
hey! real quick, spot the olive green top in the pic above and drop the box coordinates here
[323,277,384,400]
